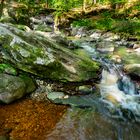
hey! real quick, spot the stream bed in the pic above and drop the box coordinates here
[46,107,140,140]
[0,23,140,140]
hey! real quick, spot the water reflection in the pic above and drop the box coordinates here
[46,107,140,140]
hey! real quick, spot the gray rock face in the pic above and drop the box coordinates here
[134,48,140,55]
[47,93,97,107]
[102,32,120,41]
[0,23,100,82]
[96,41,115,53]
[71,27,89,37]
[0,74,36,104]
[30,15,53,32]
[90,31,102,40]
[133,43,140,49]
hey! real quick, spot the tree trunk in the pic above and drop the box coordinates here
[94,0,96,4]
[54,14,60,33]
[46,0,48,8]
[83,0,87,13]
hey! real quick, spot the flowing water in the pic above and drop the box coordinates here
[46,107,140,140]
[46,41,140,140]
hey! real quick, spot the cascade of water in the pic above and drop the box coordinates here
[99,61,140,121]
[118,75,138,95]
[79,41,140,120]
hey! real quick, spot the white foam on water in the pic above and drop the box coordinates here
[100,69,140,120]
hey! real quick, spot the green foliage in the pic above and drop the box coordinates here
[52,0,70,11]
[8,5,30,25]
[5,0,140,38]
[72,8,140,37]
[51,0,83,10]
[72,19,93,28]
[113,19,140,35]
[93,18,115,30]
[133,4,140,11]
[72,17,115,30]
[51,0,83,12]
[109,0,127,4]
[123,1,140,17]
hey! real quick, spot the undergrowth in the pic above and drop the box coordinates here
[71,10,140,38]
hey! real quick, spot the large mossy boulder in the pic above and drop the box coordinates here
[0,73,36,104]
[0,23,100,82]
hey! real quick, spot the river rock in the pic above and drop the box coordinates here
[47,92,65,100]
[0,74,36,104]
[44,15,54,24]
[71,27,88,37]
[30,16,53,32]
[71,27,79,36]
[48,93,98,107]
[133,43,140,49]
[96,41,115,53]
[90,32,102,40]
[102,32,120,41]
[30,15,53,25]
[111,55,122,63]
[0,23,100,82]
[30,17,43,25]
[125,64,140,77]
[134,48,140,55]
[78,85,93,94]
[35,31,79,49]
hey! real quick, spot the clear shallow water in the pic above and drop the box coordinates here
[46,107,140,140]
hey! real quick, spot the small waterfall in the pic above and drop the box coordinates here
[99,58,138,95]
[118,75,138,95]
[80,42,140,121]
[99,60,140,121]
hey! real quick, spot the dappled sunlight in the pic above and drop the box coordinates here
[0,0,140,140]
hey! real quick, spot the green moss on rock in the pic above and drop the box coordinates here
[0,23,100,82]
[0,63,17,75]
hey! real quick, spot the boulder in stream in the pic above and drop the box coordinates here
[125,64,140,77]
[96,41,115,53]
[0,73,36,104]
